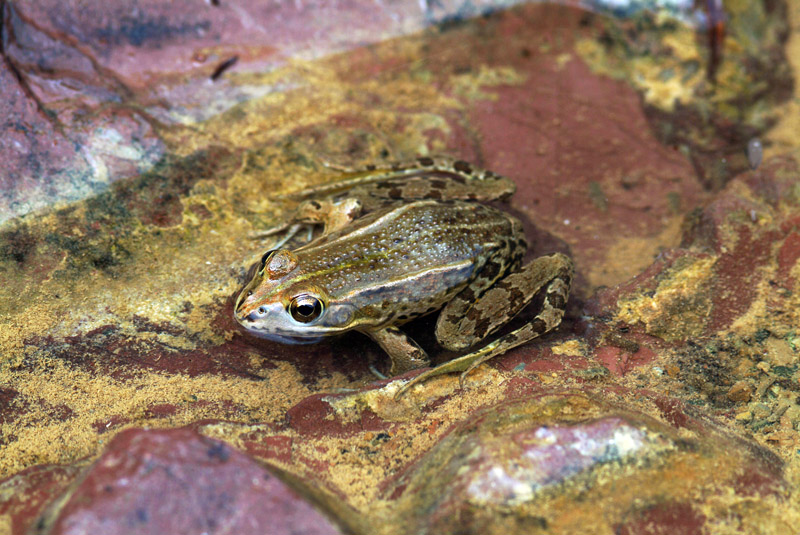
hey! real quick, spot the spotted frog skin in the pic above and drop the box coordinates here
[234,157,573,396]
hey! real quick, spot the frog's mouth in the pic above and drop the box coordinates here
[246,330,323,345]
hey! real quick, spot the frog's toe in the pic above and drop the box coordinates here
[393,357,473,399]
[369,363,388,380]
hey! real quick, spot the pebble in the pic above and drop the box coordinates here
[746,138,763,170]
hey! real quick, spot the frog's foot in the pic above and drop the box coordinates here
[365,326,430,377]
[250,197,363,248]
[368,363,388,380]
[307,198,362,233]
[250,223,309,249]
[393,355,477,399]
[250,221,296,239]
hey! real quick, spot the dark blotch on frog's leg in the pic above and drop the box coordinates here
[502,331,519,345]
[454,160,473,174]
[558,266,573,284]
[427,189,442,200]
[542,267,571,311]
[458,286,476,304]
[478,258,502,282]
[547,292,566,312]
[417,157,435,166]
[530,317,548,334]
[470,314,493,340]
[501,285,528,319]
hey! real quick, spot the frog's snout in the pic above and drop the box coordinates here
[233,289,268,323]
[235,305,268,323]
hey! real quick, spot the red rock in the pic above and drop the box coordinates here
[776,232,800,283]
[594,344,657,377]
[4,0,573,222]
[34,428,345,535]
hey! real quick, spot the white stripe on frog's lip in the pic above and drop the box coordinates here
[245,330,323,345]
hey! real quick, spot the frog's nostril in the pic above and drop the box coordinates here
[243,307,267,322]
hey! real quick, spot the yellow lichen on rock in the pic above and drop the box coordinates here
[616,255,716,341]
[551,339,586,357]
[574,21,705,113]
[767,0,800,159]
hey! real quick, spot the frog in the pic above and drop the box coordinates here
[234,156,573,397]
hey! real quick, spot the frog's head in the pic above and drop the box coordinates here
[234,249,357,344]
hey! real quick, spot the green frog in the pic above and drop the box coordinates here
[234,157,573,397]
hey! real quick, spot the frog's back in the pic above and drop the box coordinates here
[294,200,521,323]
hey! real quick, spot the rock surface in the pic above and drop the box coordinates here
[2,1,799,534]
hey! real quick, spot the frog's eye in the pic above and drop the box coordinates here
[260,250,277,269]
[263,250,299,279]
[289,294,323,323]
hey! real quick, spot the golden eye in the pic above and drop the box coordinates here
[289,294,323,323]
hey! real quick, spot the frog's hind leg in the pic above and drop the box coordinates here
[284,157,516,204]
[395,253,573,399]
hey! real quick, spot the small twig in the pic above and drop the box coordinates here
[754,376,776,400]
[210,56,238,81]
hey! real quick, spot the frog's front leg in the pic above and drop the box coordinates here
[395,253,573,398]
[365,326,430,377]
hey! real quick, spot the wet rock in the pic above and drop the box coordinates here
[386,393,785,534]
[32,428,346,535]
